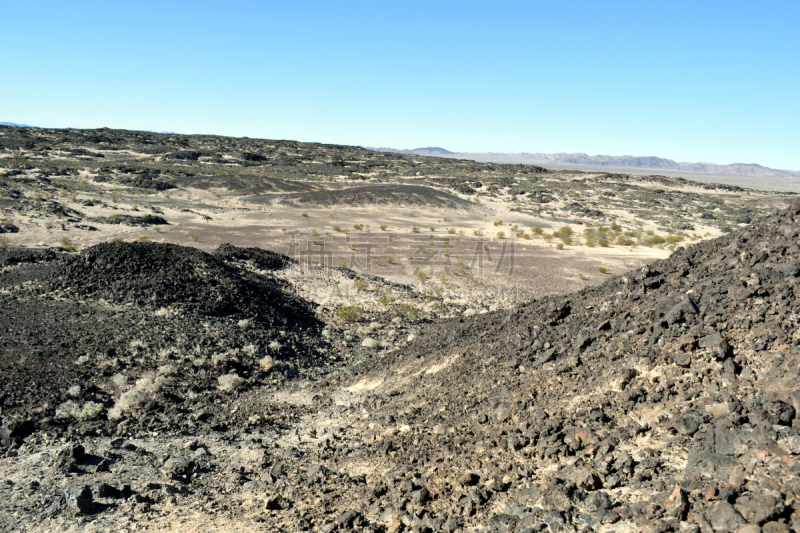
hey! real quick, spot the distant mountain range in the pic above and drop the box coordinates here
[1,122,38,128]
[368,147,800,179]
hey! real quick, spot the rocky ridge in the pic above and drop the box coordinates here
[0,204,799,532]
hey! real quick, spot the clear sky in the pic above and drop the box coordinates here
[2,1,798,169]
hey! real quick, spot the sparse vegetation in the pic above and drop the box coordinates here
[335,304,363,322]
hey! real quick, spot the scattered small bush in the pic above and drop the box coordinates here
[56,400,81,419]
[268,340,283,352]
[79,401,104,419]
[189,232,198,242]
[259,356,275,372]
[400,303,421,322]
[157,364,175,376]
[380,224,387,230]
[0,236,10,248]
[218,373,244,392]
[335,304,364,322]
[67,385,81,397]
[353,279,370,292]
[598,267,608,274]
[556,242,564,250]
[117,388,144,411]
[59,236,77,250]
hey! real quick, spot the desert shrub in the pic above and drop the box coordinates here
[0,236,10,248]
[77,355,90,365]
[139,235,148,242]
[301,213,308,217]
[79,401,104,419]
[416,270,429,282]
[112,373,128,388]
[353,279,369,292]
[189,232,198,242]
[598,238,610,247]
[616,235,636,246]
[117,388,144,411]
[353,223,363,230]
[67,385,81,397]
[496,231,505,239]
[411,227,420,233]
[378,293,394,305]
[218,373,244,392]
[553,226,573,244]
[136,374,165,393]
[337,259,348,268]
[556,242,564,250]
[531,226,543,235]
[336,304,363,322]
[259,355,275,372]
[665,234,684,244]
[493,220,503,226]
[380,224,387,230]
[598,267,608,274]
[400,303,421,322]
[268,340,282,352]
[386,255,394,264]
[641,235,666,246]
[60,236,76,250]
[157,364,175,376]
[578,273,586,280]
[240,344,257,357]
[56,400,81,419]
[238,318,250,328]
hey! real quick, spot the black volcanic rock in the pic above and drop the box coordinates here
[47,242,314,324]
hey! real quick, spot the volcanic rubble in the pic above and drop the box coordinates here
[0,205,800,532]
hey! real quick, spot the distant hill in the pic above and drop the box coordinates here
[0,122,38,128]
[367,147,799,179]
[367,146,453,156]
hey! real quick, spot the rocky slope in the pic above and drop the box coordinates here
[1,204,799,532]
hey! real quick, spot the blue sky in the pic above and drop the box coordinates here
[2,1,798,169]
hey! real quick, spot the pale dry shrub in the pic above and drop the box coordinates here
[112,373,129,388]
[117,389,144,411]
[157,364,175,376]
[67,385,81,397]
[243,344,258,356]
[56,400,81,419]
[259,356,275,372]
[79,401,104,419]
[218,373,244,392]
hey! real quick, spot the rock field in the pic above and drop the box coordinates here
[0,127,798,532]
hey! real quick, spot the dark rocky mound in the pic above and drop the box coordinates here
[320,201,800,532]
[47,242,311,323]
[276,184,476,209]
[212,242,291,270]
[0,247,62,267]
[85,215,167,226]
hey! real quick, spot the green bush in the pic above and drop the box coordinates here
[335,304,363,322]
[400,303,421,322]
